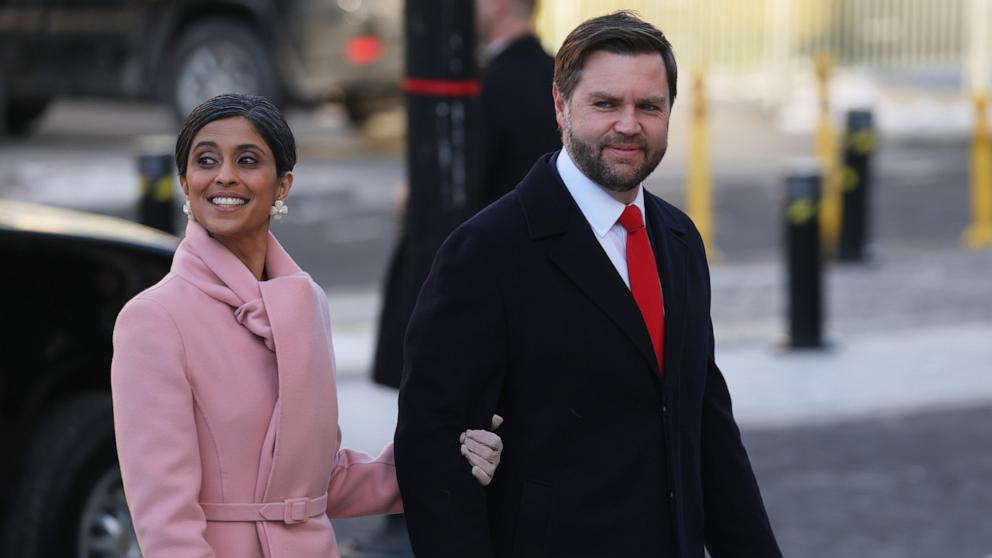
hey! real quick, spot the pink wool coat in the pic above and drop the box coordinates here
[111,220,402,558]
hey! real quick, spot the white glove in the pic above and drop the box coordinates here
[460,414,504,486]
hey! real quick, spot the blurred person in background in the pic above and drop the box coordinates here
[395,12,781,558]
[372,0,560,390]
[110,93,502,558]
[476,0,561,205]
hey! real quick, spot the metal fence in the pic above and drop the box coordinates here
[535,0,991,89]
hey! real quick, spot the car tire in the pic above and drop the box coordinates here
[166,19,284,122]
[1,393,140,558]
[2,97,51,136]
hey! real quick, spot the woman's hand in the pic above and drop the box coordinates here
[460,414,504,486]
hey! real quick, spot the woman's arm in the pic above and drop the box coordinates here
[325,431,403,518]
[111,297,216,558]
[325,423,504,518]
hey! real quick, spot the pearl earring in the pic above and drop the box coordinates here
[182,199,193,219]
[270,199,288,220]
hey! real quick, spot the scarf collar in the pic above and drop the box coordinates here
[171,220,306,351]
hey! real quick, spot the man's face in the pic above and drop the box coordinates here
[554,51,671,196]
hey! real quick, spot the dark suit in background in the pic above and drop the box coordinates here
[395,154,781,558]
[479,34,560,206]
[372,33,559,389]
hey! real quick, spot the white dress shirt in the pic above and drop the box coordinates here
[556,148,646,290]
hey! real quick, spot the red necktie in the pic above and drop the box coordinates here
[619,205,665,376]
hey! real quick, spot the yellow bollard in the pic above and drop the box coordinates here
[686,68,715,259]
[134,135,178,234]
[814,52,841,256]
[963,93,992,249]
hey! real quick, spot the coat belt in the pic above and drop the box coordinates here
[200,493,328,525]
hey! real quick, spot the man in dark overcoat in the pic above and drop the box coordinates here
[395,11,782,558]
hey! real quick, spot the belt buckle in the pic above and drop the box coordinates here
[283,497,309,525]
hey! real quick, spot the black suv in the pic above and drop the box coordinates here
[0,0,402,133]
[0,200,176,557]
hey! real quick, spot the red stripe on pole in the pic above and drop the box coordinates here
[403,78,482,97]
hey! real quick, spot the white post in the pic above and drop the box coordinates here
[765,0,792,105]
[966,0,990,95]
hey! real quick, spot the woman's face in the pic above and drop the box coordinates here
[180,116,292,243]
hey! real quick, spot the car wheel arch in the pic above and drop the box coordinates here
[146,2,272,94]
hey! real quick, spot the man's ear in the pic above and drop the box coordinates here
[552,83,567,132]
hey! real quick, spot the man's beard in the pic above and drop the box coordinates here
[564,118,666,194]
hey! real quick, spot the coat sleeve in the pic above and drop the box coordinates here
[325,433,403,517]
[111,297,216,558]
[698,250,782,556]
[394,225,506,558]
[313,282,404,518]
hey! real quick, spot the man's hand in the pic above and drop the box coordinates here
[460,414,504,486]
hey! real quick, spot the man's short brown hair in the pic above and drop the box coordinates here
[554,11,677,106]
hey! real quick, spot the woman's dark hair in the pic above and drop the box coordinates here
[175,93,297,177]
[554,11,677,107]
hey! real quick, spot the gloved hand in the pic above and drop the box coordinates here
[460,414,504,486]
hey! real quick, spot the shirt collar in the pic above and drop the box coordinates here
[486,38,511,59]
[556,147,646,238]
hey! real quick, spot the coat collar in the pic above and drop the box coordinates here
[171,220,307,351]
[555,147,647,240]
[518,152,687,240]
[172,220,304,305]
[517,152,688,385]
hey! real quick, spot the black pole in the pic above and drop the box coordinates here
[371,1,481,389]
[405,0,482,250]
[838,109,875,262]
[0,77,7,135]
[361,2,482,549]
[785,167,825,349]
[135,136,177,234]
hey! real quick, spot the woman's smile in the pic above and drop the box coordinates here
[206,193,250,212]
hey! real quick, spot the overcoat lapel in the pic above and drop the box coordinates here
[259,275,338,496]
[645,194,689,386]
[255,237,338,556]
[517,154,663,384]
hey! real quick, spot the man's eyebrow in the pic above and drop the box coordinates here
[585,92,669,105]
[587,91,621,101]
[638,95,668,105]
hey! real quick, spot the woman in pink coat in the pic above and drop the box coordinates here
[111,94,502,558]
